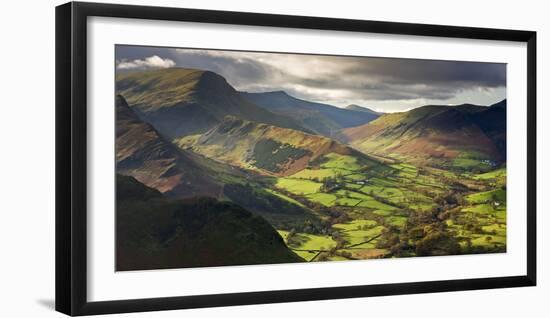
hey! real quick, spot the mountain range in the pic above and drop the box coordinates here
[115,94,221,196]
[117,67,506,182]
[116,93,319,227]
[116,68,307,138]
[342,100,506,169]
[116,66,507,183]
[176,116,369,177]
[242,91,380,140]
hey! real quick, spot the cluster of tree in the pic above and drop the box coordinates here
[434,174,467,189]
[330,231,349,248]
[326,208,351,225]
[301,219,333,235]
[414,230,461,256]
[412,187,439,200]
[433,190,465,211]
[373,205,463,257]
[461,239,506,254]
[449,209,504,237]
[285,229,302,248]
[251,139,311,173]
[280,220,330,236]
[359,223,377,231]
[319,175,342,193]
[315,249,355,262]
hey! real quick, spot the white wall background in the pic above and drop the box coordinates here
[0,0,546,317]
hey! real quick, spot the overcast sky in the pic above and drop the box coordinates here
[115,45,506,113]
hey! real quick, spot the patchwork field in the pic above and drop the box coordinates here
[182,139,507,262]
[265,152,507,261]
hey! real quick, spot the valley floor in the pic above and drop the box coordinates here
[259,154,506,261]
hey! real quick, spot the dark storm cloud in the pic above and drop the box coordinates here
[115,45,506,110]
[345,58,506,87]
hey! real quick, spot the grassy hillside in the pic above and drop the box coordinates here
[116,174,304,270]
[171,114,507,261]
[175,116,367,176]
[116,68,307,138]
[342,102,506,171]
[116,94,221,196]
[241,91,379,139]
[117,95,321,229]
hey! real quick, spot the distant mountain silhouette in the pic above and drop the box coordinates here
[241,91,379,140]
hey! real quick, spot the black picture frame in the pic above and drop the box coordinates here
[55,1,537,316]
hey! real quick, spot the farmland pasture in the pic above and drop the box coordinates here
[290,168,342,180]
[278,230,338,261]
[335,197,361,207]
[357,199,396,211]
[474,168,506,180]
[332,219,378,231]
[282,231,337,250]
[466,189,506,204]
[193,143,507,262]
[271,152,506,261]
[341,226,385,246]
[306,193,337,206]
[320,153,362,170]
[264,188,306,207]
[275,178,321,195]
[463,203,495,214]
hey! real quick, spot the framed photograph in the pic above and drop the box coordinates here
[55,1,536,316]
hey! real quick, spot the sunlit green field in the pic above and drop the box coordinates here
[278,230,337,261]
[179,136,507,262]
[270,152,506,261]
[275,178,322,195]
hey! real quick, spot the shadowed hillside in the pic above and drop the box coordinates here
[116,94,221,196]
[470,99,507,159]
[116,174,304,270]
